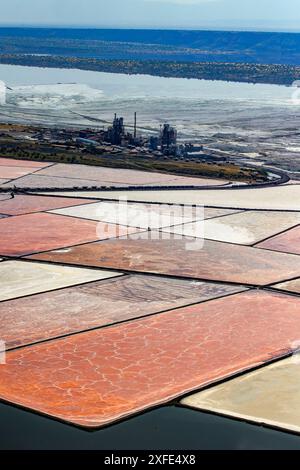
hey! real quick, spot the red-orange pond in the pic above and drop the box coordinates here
[0,194,97,216]
[0,274,244,349]
[0,290,299,428]
[0,213,142,256]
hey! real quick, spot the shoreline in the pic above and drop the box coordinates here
[1,55,299,86]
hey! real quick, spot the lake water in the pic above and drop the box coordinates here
[0,63,298,136]
[0,63,300,174]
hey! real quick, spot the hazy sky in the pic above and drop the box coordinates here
[1,0,300,30]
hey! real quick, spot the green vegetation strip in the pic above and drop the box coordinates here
[0,54,300,85]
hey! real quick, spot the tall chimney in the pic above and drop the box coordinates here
[134,112,137,139]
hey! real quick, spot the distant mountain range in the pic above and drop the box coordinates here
[0,27,300,65]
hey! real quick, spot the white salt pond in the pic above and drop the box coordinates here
[47,185,300,211]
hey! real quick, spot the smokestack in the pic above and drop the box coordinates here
[134,112,137,139]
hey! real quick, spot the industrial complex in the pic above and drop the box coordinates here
[35,113,225,162]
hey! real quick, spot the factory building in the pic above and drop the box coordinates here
[103,113,144,147]
[160,123,177,154]
[105,114,125,145]
[149,136,159,151]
